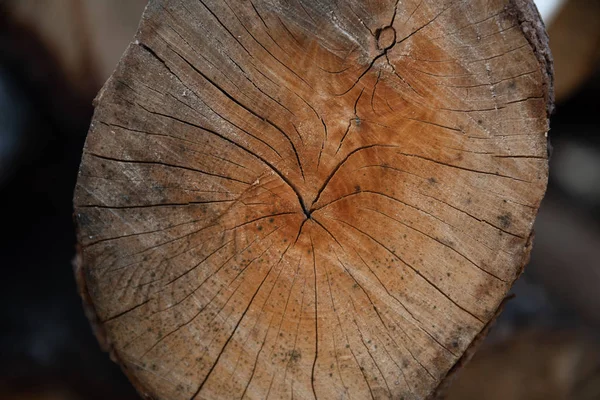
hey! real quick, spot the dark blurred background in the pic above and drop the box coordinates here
[0,1,599,399]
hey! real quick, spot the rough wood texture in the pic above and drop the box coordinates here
[73,0,553,399]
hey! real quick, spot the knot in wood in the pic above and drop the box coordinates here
[377,26,396,50]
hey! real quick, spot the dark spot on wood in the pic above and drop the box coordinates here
[288,349,301,363]
[77,212,92,227]
[497,213,512,229]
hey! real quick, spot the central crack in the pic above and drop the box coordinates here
[300,196,312,219]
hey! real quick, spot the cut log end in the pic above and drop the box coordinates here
[73,0,553,399]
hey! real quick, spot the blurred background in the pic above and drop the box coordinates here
[0,1,598,399]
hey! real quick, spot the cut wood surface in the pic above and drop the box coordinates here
[73,0,553,399]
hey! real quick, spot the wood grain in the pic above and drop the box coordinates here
[73,0,553,398]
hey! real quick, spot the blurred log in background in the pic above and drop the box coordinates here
[0,0,599,399]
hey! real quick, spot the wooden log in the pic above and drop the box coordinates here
[444,330,600,400]
[5,0,148,94]
[73,0,553,398]
[546,0,600,102]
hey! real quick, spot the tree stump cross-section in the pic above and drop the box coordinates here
[73,0,553,399]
